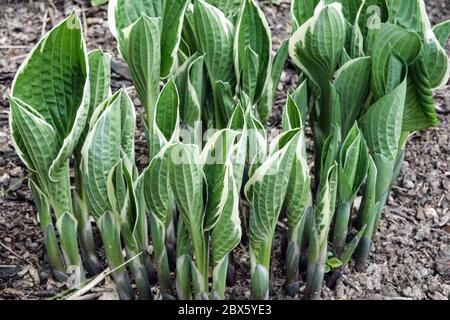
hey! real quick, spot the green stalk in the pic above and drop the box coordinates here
[332,201,352,256]
[149,212,173,297]
[73,160,101,276]
[125,248,153,300]
[285,208,313,296]
[191,231,209,300]
[97,212,134,300]
[211,255,229,300]
[305,230,327,300]
[176,220,192,300]
[29,179,66,280]
[45,163,84,284]
[250,236,273,300]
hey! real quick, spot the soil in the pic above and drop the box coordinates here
[0,0,449,300]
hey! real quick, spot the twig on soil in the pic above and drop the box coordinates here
[41,9,49,37]
[0,45,30,49]
[0,241,29,263]
[65,252,143,300]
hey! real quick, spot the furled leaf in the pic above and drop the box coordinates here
[246,130,300,263]
[235,0,272,104]
[82,89,135,220]
[11,12,90,180]
[334,57,371,136]
[193,0,235,86]
[119,15,161,116]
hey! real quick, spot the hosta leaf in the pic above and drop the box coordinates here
[320,128,341,185]
[355,0,388,41]
[108,0,162,39]
[155,80,180,143]
[370,23,422,100]
[11,12,90,180]
[10,97,58,175]
[97,211,125,269]
[285,129,312,234]
[334,57,371,135]
[168,143,204,234]
[87,50,111,120]
[290,80,309,125]
[291,0,320,30]
[315,162,338,246]
[201,129,240,230]
[82,89,135,220]
[271,40,289,99]
[56,212,80,266]
[403,56,439,131]
[144,145,173,224]
[120,15,161,114]
[387,0,450,89]
[433,20,450,47]
[336,0,362,24]
[214,81,236,125]
[235,0,272,104]
[282,94,302,132]
[338,123,369,200]
[109,0,188,78]
[160,0,189,77]
[211,171,241,263]
[205,0,242,17]
[246,130,300,262]
[360,76,406,162]
[289,3,347,111]
[184,55,206,127]
[193,0,235,85]
[241,46,260,103]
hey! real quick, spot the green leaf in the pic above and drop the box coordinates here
[10,97,58,175]
[341,224,367,265]
[235,0,272,104]
[82,89,135,220]
[370,23,422,100]
[289,3,347,93]
[315,162,338,247]
[205,0,242,16]
[155,80,180,143]
[160,0,190,78]
[193,0,235,85]
[291,0,320,30]
[168,143,204,239]
[56,212,81,267]
[11,12,90,180]
[119,15,161,118]
[285,128,312,235]
[97,211,125,269]
[326,257,343,269]
[386,0,450,89]
[109,0,162,39]
[87,50,111,120]
[433,20,450,47]
[338,123,369,201]
[246,130,300,265]
[360,76,406,162]
[271,40,289,99]
[201,129,240,231]
[334,57,371,135]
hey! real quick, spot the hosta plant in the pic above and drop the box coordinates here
[10,12,91,284]
[288,0,450,298]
